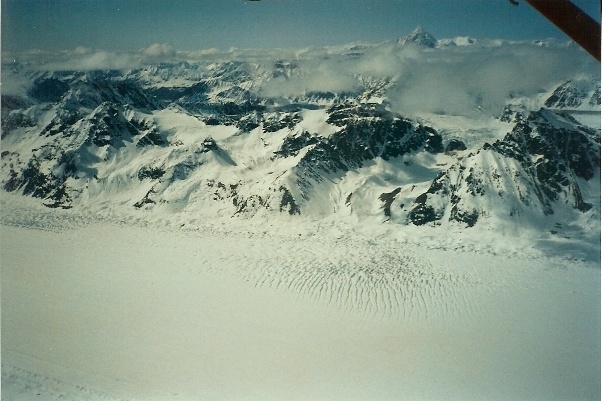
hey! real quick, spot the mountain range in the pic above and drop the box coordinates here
[1,28,600,236]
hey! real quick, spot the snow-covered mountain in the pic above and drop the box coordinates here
[1,28,600,236]
[408,110,599,227]
[544,78,601,109]
[397,27,438,48]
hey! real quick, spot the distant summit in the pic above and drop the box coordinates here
[397,27,437,48]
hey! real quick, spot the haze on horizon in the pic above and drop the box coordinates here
[2,0,601,54]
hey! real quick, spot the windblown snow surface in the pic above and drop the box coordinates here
[1,192,600,401]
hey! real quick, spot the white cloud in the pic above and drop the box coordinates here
[8,49,142,71]
[1,72,31,96]
[7,44,178,72]
[3,38,598,118]
[139,43,176,58]
[73,46,92,55]
[184,48,221,58]
[383,42,599,117]
[258,39,599,116]
[67,51,142,70]
[261,58,362,97]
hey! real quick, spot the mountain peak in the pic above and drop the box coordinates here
[398,27,437,48]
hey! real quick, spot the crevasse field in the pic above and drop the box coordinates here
[1,194,599,401]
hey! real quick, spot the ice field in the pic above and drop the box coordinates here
[1,196,600,401]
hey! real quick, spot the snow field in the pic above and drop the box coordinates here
[1,199,600,401]
[2,365,125,401]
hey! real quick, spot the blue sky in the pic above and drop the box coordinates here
[2,0,601,53]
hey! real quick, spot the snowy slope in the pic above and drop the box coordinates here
[407,110,600,230]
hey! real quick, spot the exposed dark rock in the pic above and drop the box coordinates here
[494,110,599,182]
[499,106,515,123]
[130,119,167,147]
[197,137,218,153]
[3,157,72,207]
[445,139,468,153]
[589,84,600,106]
[28,77,70,103]
[345,192,353,206]
[212,181,238,201]
[545,81,587,108]
[170,160,201,181]
[180,100,264,118]
[134,188,157,208]
[2,63,599,230]
[3,167,20,192]
[234,194,264,216]
[85,103,138,148]
[379,187,402,217]
[279,186,300,215]
[138,166,165,180]
[2,112,37,139]
[263,112,302,133]
[409,203,441,226]
[274,131,319,158]
[326,102,390,126]
[204,117,221,126]
[409,109,599,227]
[237,113,262,132]
[297,113,443,175]
[136,128,167,147]
[149,86,189,103]
[1,95,33,112]
[424,128,444,153]
[450,206,479,227]
[40,109,81,137]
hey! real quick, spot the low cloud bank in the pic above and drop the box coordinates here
[263,40,598,116]
[4,43,180,72]
[3,38,599,117]
[386,43,599,116]
[3,43,299,72]
[261,41,598,117]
